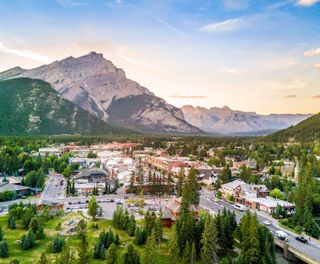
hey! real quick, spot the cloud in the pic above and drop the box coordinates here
[169,95,207,99]
[296,0,320,6]
[0,42,52,63]
[311,95,320,99]
[285,94,297,99]
[304,47,320,57]
[314,63,320,69]
[118,53,164,71]
[200,18,246,33]
[115,0,122,4]
[56,0,89,8]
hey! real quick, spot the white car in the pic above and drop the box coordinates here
[263,220,271,226]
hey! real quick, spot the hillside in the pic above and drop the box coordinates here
[266,113,320,142]
[0,52,202,134]
[0,78,133,136]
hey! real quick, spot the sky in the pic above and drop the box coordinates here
[0,0,320,114]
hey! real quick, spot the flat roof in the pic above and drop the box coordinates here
[246,197,295,208]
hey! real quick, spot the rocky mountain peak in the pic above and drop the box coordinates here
[1,52,201,134]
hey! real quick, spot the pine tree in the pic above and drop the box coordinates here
[8,215,16,229]
[0,241,9,258]
[105,243,117,264]
[153,217,163,244]
[201,215,218,264]
[38,252,47,264]
[142,230,159,264]
[56,243,75,264]
[122,244,140,264]
[168,225,179,264]
[182,241,191,264]
[182,168,200,206]
[76,220,90,264]
[0,226,3,241]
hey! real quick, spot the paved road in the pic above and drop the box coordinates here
[41,173,65,200]
[200,194,320,263]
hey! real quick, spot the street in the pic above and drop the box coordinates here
[200,192,320,263]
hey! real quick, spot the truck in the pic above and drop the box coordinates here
[276,230,288,241]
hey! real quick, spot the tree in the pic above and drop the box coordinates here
[122,244,140,264]
[142,230,159,264]
[190,242,196,264]
[182,168,200,206]
[105,243,117,264]
[153,217,163,244]
[201,215,218,264]
[168,225,179,264]
[88,196,99,220]
[176,171,184,197]
[76,220,90,264]
[0,226,3,241]
[0,241,9,258]
[52,236,65,253]
[56,243,75,264]
[135,227,146,245]
[269,188,285,200]
[38,252,47,264]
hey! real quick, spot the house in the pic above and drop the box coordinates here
[220,180,269,204]
[37,200,64,214]
[161,197,200,227]
[281,161,295,177]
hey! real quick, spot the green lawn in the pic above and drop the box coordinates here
[0,212,171,264]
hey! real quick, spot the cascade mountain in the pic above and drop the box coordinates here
[0,52,202,134]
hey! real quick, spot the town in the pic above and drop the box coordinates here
[0,136,320,263]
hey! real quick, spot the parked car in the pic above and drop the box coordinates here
[296,236,308,243]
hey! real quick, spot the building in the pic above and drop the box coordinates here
[161,197,200,227]
[0,182,30,196]
[37,200,64,214]
[245,197,295,215]
[72,169,109,195]
[39,147,61,157]
[220,180,269,204]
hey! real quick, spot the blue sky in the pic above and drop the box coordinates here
[0,0,320,114]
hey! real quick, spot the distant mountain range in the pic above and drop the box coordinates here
[0,52,201,134]
[181,105,311,136]
[0,52,313,136]
[0,78,133,135]
[266,113,320,142]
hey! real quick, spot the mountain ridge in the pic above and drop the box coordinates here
[0,52,202,135]
[181,105,311,135]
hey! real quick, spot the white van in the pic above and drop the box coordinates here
[233,203,246,211]
[276,230,288,241]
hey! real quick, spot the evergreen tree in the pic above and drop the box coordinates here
[76,220,90,264]
[201,215,218,264]
[38,252,47,264]
[153,217,163,244]
[0,241,9,258]
[182,242,191,264]
[0,226,3,241]
[168,225,179,264]
[105,243,117,264]
[56,243,75,264]
[190,242,196,264]
[8,215,16,229]
[176,171,184,197]
[182,168,200,206]
[135,227,146,245]
[122,244,140,264]
[52,236,65,253]
[142,230,159,264]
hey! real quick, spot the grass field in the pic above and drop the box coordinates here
[0,212,172,264]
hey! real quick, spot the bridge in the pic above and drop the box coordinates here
[275,238,320,264]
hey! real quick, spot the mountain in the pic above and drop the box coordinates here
[266,113,320,142]
[0,52,202,134]
[0,78,134,135]
[181,105,311,135]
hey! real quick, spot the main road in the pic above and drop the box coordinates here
[200,193,320,264]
